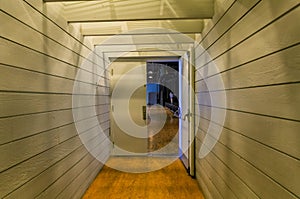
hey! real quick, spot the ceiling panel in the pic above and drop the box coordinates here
[80,19,204,36]
[108,56,180,62]
[44,0,100,2]
[59,0,214,22]
[92,34,192,45]
[91,34,196,45]
[105,50,183,58]
[95,43,193,52]
[43,0,213,58]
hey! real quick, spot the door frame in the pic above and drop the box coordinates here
[189,48,195,177]
[179,49,195,176]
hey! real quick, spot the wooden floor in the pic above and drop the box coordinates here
[83,158,204,199]
[83,107,203,198]
[148,107,179,153]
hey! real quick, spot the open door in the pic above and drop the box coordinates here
[110,62,148,156]
[179,51,195,176]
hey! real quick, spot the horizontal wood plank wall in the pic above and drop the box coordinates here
[194,0,300,198]
[0,0,111,198]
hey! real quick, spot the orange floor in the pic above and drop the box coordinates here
[83,158,204,199]
[83,107,204,198]
[148,107,179,153]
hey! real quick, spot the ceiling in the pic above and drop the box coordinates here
[43,0,214,61]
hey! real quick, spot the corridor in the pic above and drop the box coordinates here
[1,0,300,199]
[81,107,197,198]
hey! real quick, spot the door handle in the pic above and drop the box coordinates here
[142,106,146,120]
[181,109,192,121]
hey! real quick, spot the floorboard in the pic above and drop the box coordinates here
[82,158,204,199]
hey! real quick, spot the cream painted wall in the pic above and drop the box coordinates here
[0,0,111,198]
[194,0,300,198]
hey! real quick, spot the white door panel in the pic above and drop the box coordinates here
[179,50,195,176]
[179,52,190,169]
[110,62,148,156]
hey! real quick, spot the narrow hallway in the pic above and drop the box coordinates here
[1,1,299,199]
[82,106,201,198]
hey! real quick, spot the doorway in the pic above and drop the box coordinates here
[109,56,194,174]
[146,61,179,156]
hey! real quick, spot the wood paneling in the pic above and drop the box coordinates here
[199,0,300,62]
[0,123,76,172]
[1,0,90,61]
[196,138,259,199]
[197,0,260,56]
[5,146,90,198]
[0,64,74,93]
[195,44,300,91]
[197,157,238,199]
[196,106,300,159]
[194,0,300,198]
[0,110,74,145]
[0,39,77,80]
[0,13,78,66]
[196,5,300,74]
[196,162,223,199]
[0,93,71,118]
[35,147,97,199]
[197,134,298,199]
[0,0,111,198]
[60,159,101,199]
[0,136,81,197]
[196,84,300,120]
[197,117,300,196]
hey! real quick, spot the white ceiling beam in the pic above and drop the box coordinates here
[90,34,196,46]
[102,49,186,53]
[108,56,180,62]
[96,42,194,46]
[95,43,192,52]
[91,34,194,45]
[80,19,204,36]
[104,49,186,62]
[84,32,199,37]
[62,0,214,23]
[104,50,183,57]
[44,0,101,2]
